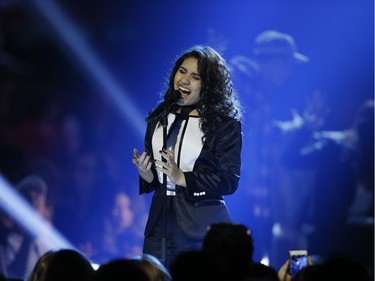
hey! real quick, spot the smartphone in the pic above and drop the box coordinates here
[288,249,308,278]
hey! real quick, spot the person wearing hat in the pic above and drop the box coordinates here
[1,174,55,280]
[253,30,309,63]
[16,175,51,221]
[252,30,310,89]
[239,30,323,269]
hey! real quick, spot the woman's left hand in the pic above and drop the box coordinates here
[155,149,186,187]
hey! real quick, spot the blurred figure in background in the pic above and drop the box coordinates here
[347,99,374,220]
[282,98,374,270]
[52,148,110,248]
[94,258,150,281]
[246,262,280,281]
[169,249,225,281]
[230,30,322,267]
[290,254,373,281]
[25,249,55,281]
[0,174,55,280]
[32,248,95,281]
[201,222,254,281]
[132,253,172,281]
[79,184,145,264]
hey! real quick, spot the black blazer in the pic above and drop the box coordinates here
[139,116,242,239]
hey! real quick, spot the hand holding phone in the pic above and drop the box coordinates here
[288,249,308,278]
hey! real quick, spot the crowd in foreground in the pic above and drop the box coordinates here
[0,222,373,281]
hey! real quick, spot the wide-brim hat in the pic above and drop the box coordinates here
[16,174,48,196]
[253,30,309,63]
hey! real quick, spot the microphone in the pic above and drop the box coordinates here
[146,90,180,124]
[164,89,181,104]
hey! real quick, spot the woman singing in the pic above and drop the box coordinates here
[132,45,243,267]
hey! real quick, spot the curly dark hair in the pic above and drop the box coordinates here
[148,45,242,138]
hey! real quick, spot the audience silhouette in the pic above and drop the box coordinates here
[293,255,373,281]
[25,250,55,281]
[132,254,171,281]
[94,258,150,281]
[245,262,279,281]
[23,248,95,281]
[169,249,225,281]
[201,222,255,281]
[0,220,372,281]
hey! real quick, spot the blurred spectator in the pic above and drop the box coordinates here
[25,249,55,281]
[317,255,373,281]
[229,55,258,102]
[169,249,225,281]
[230,30,322,267]
[79,184,145,264]
[52,148,110,247]
[1,175,55,280]
[347,99,374,219]
[132,254,171,281]
[282,99,374,270]
[94,258,150,281]
[245,262,279,281]
[201,222,254,281]
[37,248,95,281]
[291,255,373,281]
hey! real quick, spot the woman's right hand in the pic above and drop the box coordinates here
[132,148,154,183]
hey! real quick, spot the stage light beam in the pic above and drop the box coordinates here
[29,0,146,138]
[0,175,75,249]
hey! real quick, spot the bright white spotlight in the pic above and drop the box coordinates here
[260,255,270,266]
[0,175,75,249]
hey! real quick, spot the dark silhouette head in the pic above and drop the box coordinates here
[202,222,254,281]
[95,258,150,281]
[169,249,225,281]
[42,249,95,281]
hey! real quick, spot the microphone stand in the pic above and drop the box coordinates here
[151,90,179,266]
[160,103,172,266]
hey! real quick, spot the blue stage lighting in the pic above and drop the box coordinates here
[30,0,146,138]
[0,175,75,249]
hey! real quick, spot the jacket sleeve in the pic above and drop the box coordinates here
[182,119,242,199]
